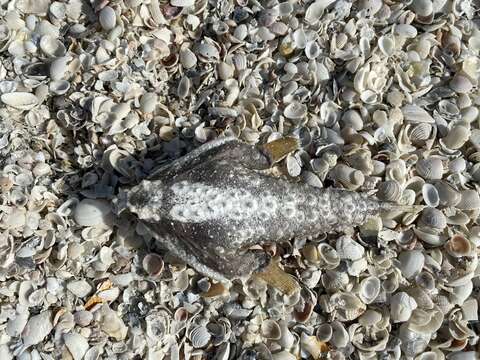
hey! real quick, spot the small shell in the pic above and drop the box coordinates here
[305,41,321,59]
[140,93,157,113]
[63,332,89,360]
[341,109,363,131]
[177,76,190,99]
[261,319,281,340]
[171,0,195,6]
[316,323,333,342]
[445,234,473,257]
[333,164,365,190]
[378,35,395,57]
[277,320,295,349]
[422,183,440,207]
[99,6,116,31]
[336,236,364,261]
[50,56,69,80]
[188,325,211,348]
[67,280,93,298]
[402,105,435,123]
[73,199,112,227]
[390,292,417,322]
[376,180,402,202]
[1,92,38,110]
[434,181,461,207]
[22,311,53,348]
[416,158,443,180]
[142,253,164,276]
[409,123,432,142]
[49,80,70,95]
[441,125,470,150]
[397,250,424,279]
[410,0,433,17]
[284,102,307,119]
[330,321,349,348]
[420,207,446,229]
[450,74,473,94]
[180,47,197,69]
[358,276,381,304]
[455,189,480,210]
[39,35,66,57]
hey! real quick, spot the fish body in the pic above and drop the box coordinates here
[121,137,394,281]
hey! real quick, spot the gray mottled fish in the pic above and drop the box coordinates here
[118,137,413,283]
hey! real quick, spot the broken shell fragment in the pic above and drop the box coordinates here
[73,199,112,227]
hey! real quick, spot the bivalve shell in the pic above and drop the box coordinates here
[445,234,473,257]
[284,102,307,119]
[99,6,116,31]
[416,158,443,180]
[376,180,402,202]
[441,125,470,150]
[73,199,112,227]
[358,276,381,304]
[397,250,424,279]
[419,207,446,229]
[422,183,439,207]
[456,189,480,210]
[261,319,281,340]
[1,92,38,110]
[142,253,164,276]
[390,292,417,322]
[188,325,211,348]
[450,74,473,93]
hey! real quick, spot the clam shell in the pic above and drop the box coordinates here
[341,109,363,131]
[284,102,307,119]
[336,236,364,261]
[39,35,66,57]
[142,253,164,276]
[445,234,473,257]
[422,183,439,207]
[73,199,112,227]
[434,181,461,207]
[50,56,69,80]
[450,74,473,93]
[376,180,402,202]
[420,207,446,229]
[378,35,395,57]
[49,80,70,95]
[441,125,470,150]
[1,92,38,110]
[261,319,281,340]
[408,308,443,334]
[416,158,443,180]
[67,280,93,298]
[456,189,480,210]
[140,93,157,113]
[390,292,417,322]
[22,311,53,348]
[358,276,381,304]
[409,123,432,142]
[402,104,435,123]
[330,321,349,348]
[397,250,424,279]
[180,47,197,69]
[64,332,89,360]
[99,6,116,31]
[333,164,365,190]
[316,323,333,342]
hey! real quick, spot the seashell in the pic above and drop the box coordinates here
[461,298,478,321]
[284,102,307,120]
[406,286,434,309]
[73,199,112,227]
[358,310,382,327]
[358,276,381,304]
[397,250,425,279]
[336,236,364,261]
[332,164,365,190]
[22,311,53,348]
[63,332,89,360]
[445,234,473,257]
[6,312,28,337]
[448,158,466,173]
[449,280,473,306]
[434,181,461,208]
[416,158,443,180]
[1,92,38,110]
[378,35,395,57]
[177,76,190,99]
[358,0,382,14]
[449,74,473,94]
[376,180,402,202]
[410,0,433,16]
[316,323,333,342]
[415,272,436,292]
[420,207,446,229]
[455,189,480,210]
[394,24,417,38]
[272,351,296,360]
[188,325,211,348]
[196,42,219,60]
[171,0,194,6]
[409,123,432,142]
[330,321,349,348]
[49,80,70,95]
[180,47,197,69]
[408,308,443,334]
[331,293,366,321]
[50,56,69,80]
[446,352,477,360]
[391,292,417,322]
[277,320,295,349]
[74,311,93,327]
[399,323,430,357]
[286,154,301,177]
[142,253,164,276]
[140,93,157,113]
[422,183,439,207]
[67,280,92,298]
[217,62,234,80]
[441,125,470,150]
[341,109,363,131]
[300,333,329,359]
[305,41,321,59]
[99,304,127,340]
[99,6,116,31]
[39,35,66,57]
[321,270,349,291]
[305,0,335,24]
[402,105,435,123]
[261,319,281,340]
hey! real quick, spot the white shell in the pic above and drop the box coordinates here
[336,236,364,261]
[402,104,435,123]
[377,180,402,202]
[180,47,198,69]
[397,250,424,279]
[422,183,439,207]
[316,323,333,342]
[441,125,470,150]
[410,0,433,16]
[188,325,211,348]
[39,35,66,57]
[420,207,446,229]
[142,253,164,276]
[358,276,381,304]
[378,35,395,57]
[284,102,307,119]
[416,158,443,180]
[390,292,417,322]
[50,56,69,80]
[261,319,281,340]
[450,74,473,93]
[456,189,480,210]
[67,280,93,298]
[171,0,195,6]
[22,311,53,348]
[73,199,112,227]
[99,6,116,31]
[63,332,89,360]
[1,92,38,110]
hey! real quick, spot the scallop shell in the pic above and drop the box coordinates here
[358,276,381,304]
[420,207,446,229]
[188,325,211,348]
[416,158,443,180]
[1,92,38,110]
[390,292,417,322]
[409,123,432,142]
[73,199,112,227]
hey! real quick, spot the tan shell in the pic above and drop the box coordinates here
[445,234,473,257]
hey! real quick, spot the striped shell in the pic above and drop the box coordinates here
[416,158,443,180]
